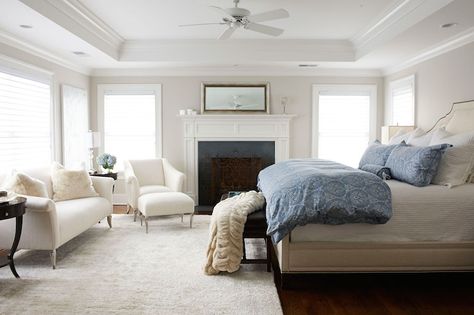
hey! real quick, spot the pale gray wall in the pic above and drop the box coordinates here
[384,41,474,131]
[90,76,384,172]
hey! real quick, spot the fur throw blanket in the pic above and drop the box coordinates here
[204,191,265,275]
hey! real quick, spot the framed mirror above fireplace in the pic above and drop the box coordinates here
[201,82,270,114]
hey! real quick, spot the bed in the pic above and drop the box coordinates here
[268,100,474,282]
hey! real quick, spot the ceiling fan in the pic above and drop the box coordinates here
[179,0,289,40]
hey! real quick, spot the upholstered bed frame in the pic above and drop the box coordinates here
[273,100,474,285]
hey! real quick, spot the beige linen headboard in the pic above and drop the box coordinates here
[428,100,474,134]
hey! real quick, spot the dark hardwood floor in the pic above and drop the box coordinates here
[112,206,474,315]
[276,273,474,315]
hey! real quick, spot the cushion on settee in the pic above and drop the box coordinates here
[3,171,49,197]
[51,162,98,201]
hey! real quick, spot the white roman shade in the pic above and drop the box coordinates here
[389,75,415,126]
[0,67,52,170]
[97,84,162,171]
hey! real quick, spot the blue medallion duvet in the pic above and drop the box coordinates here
[257,159,392,243]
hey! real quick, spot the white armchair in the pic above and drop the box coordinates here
[123,159,194,233]
[124,158,185,214]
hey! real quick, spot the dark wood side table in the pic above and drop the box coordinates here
[89,171,118,193]
[0,196,26,278]
[89,171,118,181]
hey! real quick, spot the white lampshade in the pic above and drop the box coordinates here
[381,125,415,144]
[86,130,101,149]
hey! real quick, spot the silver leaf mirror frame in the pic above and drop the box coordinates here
[201,82,270,114]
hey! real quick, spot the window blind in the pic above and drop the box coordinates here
[0,70,52,170]
[390,76,415,126]
[318,92,371,168]
[103,93,156,170]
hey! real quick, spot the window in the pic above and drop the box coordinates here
[97,84,162,171]
[0,68,52,170]
[312,85,377,168]
[388,75,415,126]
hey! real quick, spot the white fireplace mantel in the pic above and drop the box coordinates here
[180,114,296,201]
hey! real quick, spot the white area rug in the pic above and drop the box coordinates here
[0,214,282,315]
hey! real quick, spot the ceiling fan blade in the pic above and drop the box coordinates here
[244,23,284,37]
[219,27,237,40]
[209,6,233,18]
[179,22,226,27]
[247,9,289,23]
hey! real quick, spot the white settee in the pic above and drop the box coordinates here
[0,167,114,269]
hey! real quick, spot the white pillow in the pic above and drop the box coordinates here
[430,128,474,187]
[389,128,424,145]
[2,171,49,197]
[407,129,433,146]
[51,162,98,201]
[430,127,474,146]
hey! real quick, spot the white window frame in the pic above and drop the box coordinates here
[311,84,377,158]
[97,84,163,161]
[387,74,415,126]
[0,54,56,166]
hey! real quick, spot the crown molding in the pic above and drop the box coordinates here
[19,0,124,59]
[352,0,454,58]
[90,66,382,77]
[0,30,91,75]
[383,26,474,75]
[120,39,355,63]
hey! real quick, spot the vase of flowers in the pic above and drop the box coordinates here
[96,153,117,173]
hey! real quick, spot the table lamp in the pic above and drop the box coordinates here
[86,130,100,173]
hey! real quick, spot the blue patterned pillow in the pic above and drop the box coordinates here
[360,164,392,180]
[385,144,450,187]
[358,141,402,169]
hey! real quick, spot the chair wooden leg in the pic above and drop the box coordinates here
[266,236,272,272]
[51,249,57,269]
[133,209,138,222]
[126,204,131,214]
[145,217,149,234]
[189,213,193,228]
[107,215,112,228]
[242,238,247,260]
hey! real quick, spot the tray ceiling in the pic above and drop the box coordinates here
[0,0,472,75]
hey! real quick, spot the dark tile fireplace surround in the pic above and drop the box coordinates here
[197,141,275,211]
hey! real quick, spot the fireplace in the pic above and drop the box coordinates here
[180,114,294,203]
[198,141,275,206]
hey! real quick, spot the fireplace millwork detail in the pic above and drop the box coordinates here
[181,114,295,201]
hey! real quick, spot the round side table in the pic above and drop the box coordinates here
[0,196,26,278]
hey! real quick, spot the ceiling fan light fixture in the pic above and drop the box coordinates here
[179,0,289,40]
